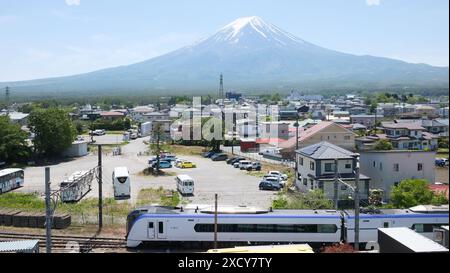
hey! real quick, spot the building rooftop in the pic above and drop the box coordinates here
[296,141,358,160]
[381,122,425,131]
[378,227,448,252]
[0,240,39,253]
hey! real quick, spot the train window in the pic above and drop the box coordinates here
[383,222,389,228]
[412,224,440,233]
[158,222,164,233]
[148,222,154,229]
[194,224,337,233]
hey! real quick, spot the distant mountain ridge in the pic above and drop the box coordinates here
[2,16,448,95]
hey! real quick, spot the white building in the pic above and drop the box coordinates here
[296,141,371,203]
[359,150,436,201]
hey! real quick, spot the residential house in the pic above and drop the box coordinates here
[130,106,155,122]
[381,121,438,150]
[258,121,290,140]
[359,150,436,201]
[143,111,170,122]
[100,111,125,121]
[1,111,29,126]
[394,119,449,137]
[295,141,371,203]
[279,121,357,157]
[350,114,384,128]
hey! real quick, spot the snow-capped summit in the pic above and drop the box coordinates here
[4,16,448,94]
[208,16,306,47]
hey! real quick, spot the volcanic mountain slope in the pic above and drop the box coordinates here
[3,16,448,95]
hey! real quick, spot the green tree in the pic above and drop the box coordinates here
[272,190,333,209]
[374,139,393,150]
[28,108,77,157]
[0,116,31,163]
[390,179,447,208]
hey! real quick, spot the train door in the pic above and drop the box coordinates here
[382,219,396,228]
[157,220,168,239]
[147,221,155,239]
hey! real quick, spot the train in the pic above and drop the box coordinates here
[125,204,449,249]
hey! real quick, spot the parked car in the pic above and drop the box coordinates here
[233,159,247,168]
[211,153,228,161]
[435,158,449,167]
[262,175,285,188]
[179,161,197,168]
[161,154,177,162]
[227,156,245,165]
[259,179,282,191]
[238,160,253,170]
[152,160,172,169]
[246,162,262,171]
[148,157,158,165]
[268,171,288,181]
[203,150,221,158]
[91,129,105,136]
[130,133,138,140]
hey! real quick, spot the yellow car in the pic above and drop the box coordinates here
[179,161,196,168]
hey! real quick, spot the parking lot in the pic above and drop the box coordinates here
[18,137,278,209]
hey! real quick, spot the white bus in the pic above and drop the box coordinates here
[0,168,24,194]
[112,167,130,200]
[175,174,195,196]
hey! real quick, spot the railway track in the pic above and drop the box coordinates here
[0,231,127,252]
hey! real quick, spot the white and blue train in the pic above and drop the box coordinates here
[125,204,449,248]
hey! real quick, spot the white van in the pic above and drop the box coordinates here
[112,167,130,200]
[175,174,195,196]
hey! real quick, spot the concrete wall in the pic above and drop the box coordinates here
[359,151,436,200]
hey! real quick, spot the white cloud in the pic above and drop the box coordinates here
[366,0,380,6]
[65,0,80,6]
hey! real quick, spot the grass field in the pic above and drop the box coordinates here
[0,187,180,225]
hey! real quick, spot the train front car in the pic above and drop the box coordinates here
[126,205,344,249]
[343,204,449,249]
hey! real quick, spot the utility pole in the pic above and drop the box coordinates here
[294,113,300,184]
[5,86,10,114]
[334,158,339,210]
[219,74,224,107]
[98,145,103,230]
[45,167,52,253]
[354,157,360,251]
[214,193,218,250]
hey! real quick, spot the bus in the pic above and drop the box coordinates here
[112,167,130,200]
[0,168,24,194]
[175,174,195,196]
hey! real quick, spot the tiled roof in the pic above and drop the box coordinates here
[381,122,425,131]
[296,141,358,159]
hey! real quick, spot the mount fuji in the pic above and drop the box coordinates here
[3,16,448,95]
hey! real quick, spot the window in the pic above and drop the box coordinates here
[193,224,338,233]
[158,221,164,234]
[393,164,399,172]
[373,161,376,167]
[325,163,335,172]
[379,162,383,171]
[303,178,308,186]
[412,224,441,233]
[345,164,351,169]
[148,222,154,229]
[299,157,303,166]
[383,222,389,228]
[418,163,423,171]
[318,181,324,189]
[310,162,315,171]
[310,179,314,190]
[344,135,351,140]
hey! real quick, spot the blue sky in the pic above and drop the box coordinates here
[0,0,448,81]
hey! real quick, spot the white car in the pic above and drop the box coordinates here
[268,171,288,181]
[238,160,253,170]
